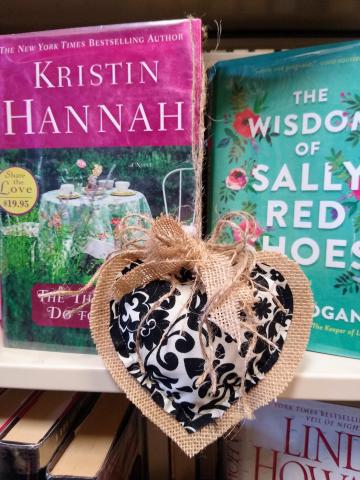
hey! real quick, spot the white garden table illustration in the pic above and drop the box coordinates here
[38,189,152,259]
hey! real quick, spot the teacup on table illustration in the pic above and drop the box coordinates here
[115,181,130,192]
[60,183,75,195]
[57,183,80,200]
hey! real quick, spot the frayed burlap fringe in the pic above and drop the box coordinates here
[91,244,314,457]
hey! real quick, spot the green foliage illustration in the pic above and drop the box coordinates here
[1,145,192,351]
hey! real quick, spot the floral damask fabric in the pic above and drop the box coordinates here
[109,261,293,433]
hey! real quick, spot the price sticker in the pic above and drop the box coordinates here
[0,167,39,215]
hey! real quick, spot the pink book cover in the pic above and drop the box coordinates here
[0,19,202,352]
[223,399,360,480]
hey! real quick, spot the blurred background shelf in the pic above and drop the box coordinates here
[1,338,360,399]
[1,0,359,49]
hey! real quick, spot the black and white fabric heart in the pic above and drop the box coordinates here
[88,214,314,457]
[110,261,293,433]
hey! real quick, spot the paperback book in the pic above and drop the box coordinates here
[0,389,39,437]
[223,399,360,480]
[145,418,220,480]
[207,42,360,358]
[0,391,96,480]
[46,394,138,480]
[0,19,202,352]
[145,421,170,480]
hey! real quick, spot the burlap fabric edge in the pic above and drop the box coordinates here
[90,249,314,457]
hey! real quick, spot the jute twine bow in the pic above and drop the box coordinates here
[39,211,281,407]
[111,212,281,401]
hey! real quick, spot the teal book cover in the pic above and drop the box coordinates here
[207,41,360,359]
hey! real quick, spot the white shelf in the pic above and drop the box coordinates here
[0,340,359,400]
[0,342,119,393]
[283,351,360,400]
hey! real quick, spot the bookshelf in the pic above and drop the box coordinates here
[1,332,360,400]
[0,0,359,404]
[1,0,359,38]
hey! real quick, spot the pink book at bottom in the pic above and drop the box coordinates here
[223,398,360,480]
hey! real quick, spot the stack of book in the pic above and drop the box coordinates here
[0,388,222,479]
[0,389,140,480]
[2,389,360,480]
[0,389,221,480]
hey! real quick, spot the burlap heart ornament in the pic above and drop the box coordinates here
[89,212,314,457]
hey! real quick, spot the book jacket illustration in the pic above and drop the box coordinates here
[208,42,360,358]
[0,19,202,352]
[224,399,360,480]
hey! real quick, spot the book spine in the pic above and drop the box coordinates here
[197,441,220,480]
[223,436,243,480]
[39,393,98,470]
[98,408,138,480]
[170,442,196,480]
[145,420,170,480]
[0,393,98,479]
[0,391,41,436]
[0,446,39,480]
